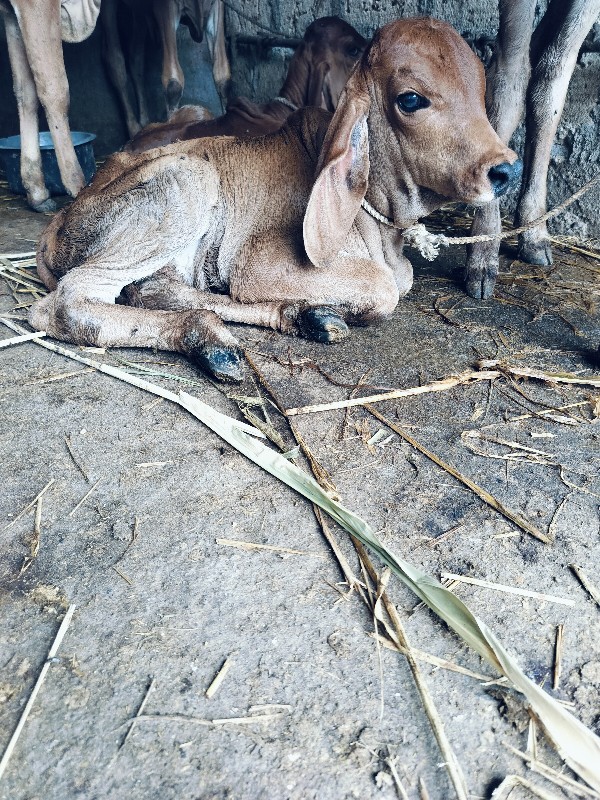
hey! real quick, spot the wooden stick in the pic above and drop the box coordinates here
[366,405,550,543]
[3,479,55,531]
[69,478,102,517]
[0,605,76,782]
[216,537,325,557]
[478,359,600,389]
[205,657,233,698]
[440,573,575,607]
[120,678,155,748]
[355,540,469,800]
[285,371,500,415]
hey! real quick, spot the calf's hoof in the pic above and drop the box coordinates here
[518,238,553,266]
[190,346,243,383]
[298,307,349,343]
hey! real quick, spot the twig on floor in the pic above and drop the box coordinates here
[0,605,76,782]
[366,405,550,543]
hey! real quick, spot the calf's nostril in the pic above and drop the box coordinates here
[488,159,523,197]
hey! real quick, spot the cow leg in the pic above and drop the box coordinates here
[29,268,244,382]
[101,0,141,138]
[516,0,600,265]
[152,0,185,115]
[2,11,54,212]
[205,0,231,112]
[129,275,297,333]
[129,19,150,128]
[13,0,85,198]
[464,0,535,299]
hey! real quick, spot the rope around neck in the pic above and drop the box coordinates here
[360,173,600,261]
[273,96,299,112]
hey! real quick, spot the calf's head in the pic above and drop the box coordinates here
[282,17,367,112]
[304,17,521,267]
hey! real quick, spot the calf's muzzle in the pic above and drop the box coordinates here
[488,159,523,198]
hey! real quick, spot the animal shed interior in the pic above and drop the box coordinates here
[1,2,600,799]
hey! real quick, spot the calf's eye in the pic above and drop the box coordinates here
[347,46,362,58]
[396,92,430,112]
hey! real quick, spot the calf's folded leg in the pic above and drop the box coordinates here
[29,270,244,382]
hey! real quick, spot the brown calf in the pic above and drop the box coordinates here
[125,17,367,153]
[30,17,519,383]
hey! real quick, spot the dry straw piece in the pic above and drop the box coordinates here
[0,605,76,782]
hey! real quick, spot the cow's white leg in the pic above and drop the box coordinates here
[12,0,85,198]
[152,0,185,115]
[517,0,600,265]
[100,0,141,137]
[464,0,535,299]
[2,10,54,211]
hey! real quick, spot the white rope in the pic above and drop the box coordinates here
[360,173,600,261]
[360,199,447,261]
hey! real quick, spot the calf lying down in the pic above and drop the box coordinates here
[31,17,520,383]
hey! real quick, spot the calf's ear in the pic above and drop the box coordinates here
[303,68,371,268]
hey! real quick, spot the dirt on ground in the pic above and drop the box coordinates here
[1,192,599,800]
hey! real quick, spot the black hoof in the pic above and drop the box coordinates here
[518,240,553,266]
[190,347,243,383]
[465,275,496,300]
[298,306,349,343]
[31,198,56,213]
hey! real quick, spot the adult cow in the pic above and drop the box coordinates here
[464,0,600,299]
[0,0,101,211]
[101,0,229,138]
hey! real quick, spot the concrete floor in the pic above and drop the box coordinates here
[1,188,599,799]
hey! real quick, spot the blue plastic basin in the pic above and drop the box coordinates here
[0,131,96,196]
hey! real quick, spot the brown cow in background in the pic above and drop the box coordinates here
[125,17,366,153]
[101,0,230,138]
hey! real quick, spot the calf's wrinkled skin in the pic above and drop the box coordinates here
[30,17,519,383]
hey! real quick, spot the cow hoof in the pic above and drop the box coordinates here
[465,274,496,300]
[31,198,56,213]
[298,307,349,343]
[191,346,244,383]
[518,239,553,266]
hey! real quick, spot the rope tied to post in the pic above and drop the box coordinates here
[360,173,600,261]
